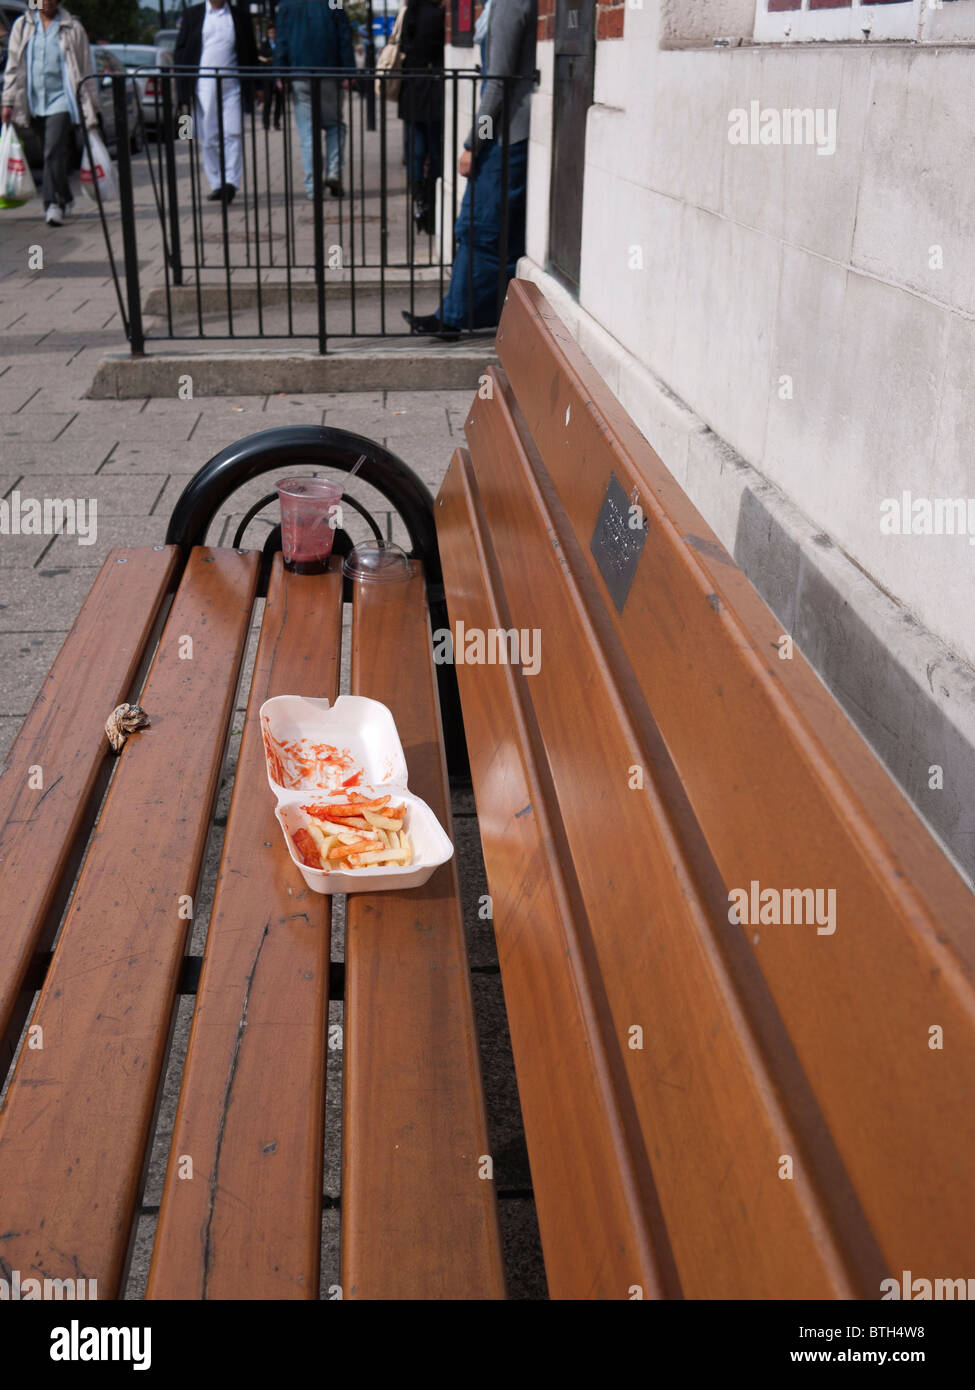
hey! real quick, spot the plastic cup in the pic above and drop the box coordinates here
[276,476,344,574]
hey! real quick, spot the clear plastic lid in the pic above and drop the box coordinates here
[342,540,411,584]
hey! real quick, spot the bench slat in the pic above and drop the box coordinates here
[488,280,975,1284]
[0,547,258,1297]
[437,451,678,1299]
[342,566,505,1300]
[0,546,178,1078]
[147,556,343,1300]
[441,440,863,1298]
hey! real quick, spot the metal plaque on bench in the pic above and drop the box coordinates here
[590,473,648,612]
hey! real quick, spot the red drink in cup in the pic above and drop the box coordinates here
[276,476,343,575]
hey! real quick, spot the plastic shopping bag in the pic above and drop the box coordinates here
[0,122,36,209]
[80,127,117,203]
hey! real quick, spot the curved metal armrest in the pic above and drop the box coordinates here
[164,423,470,780]
[164,425,441,584]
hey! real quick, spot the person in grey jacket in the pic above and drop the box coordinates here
[403,0,536,337]
[1,0,99,225]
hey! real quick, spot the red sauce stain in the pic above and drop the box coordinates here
[262,720,360,790]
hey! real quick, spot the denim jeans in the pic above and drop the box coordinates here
[441,138,528,331]
[291,78,345,193]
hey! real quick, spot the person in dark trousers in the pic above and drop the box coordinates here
[0,0,100,226]
[259,23,283,131]
[174,0,258,204]
[403,0,535,338]
[274,0,355,199]
[397,0,444,237]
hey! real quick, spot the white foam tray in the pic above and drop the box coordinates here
[260,694,454,894]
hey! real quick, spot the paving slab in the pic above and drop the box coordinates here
[0,411,77,442]
[0,631,68,716]
[42,515,169,567]
[1,439,116,474]
[0,565,107,633]
[19,473,169,516]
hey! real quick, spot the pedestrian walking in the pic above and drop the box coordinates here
[398,0,444,237]
[174,0,258,205]
[274,0,355,200]
[0,0,100,227]
[402,0,535,337]
[259,23,283,131]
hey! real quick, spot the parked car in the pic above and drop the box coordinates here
[101,44,174,136]
[153,28,179,55]
[91,45,144,155]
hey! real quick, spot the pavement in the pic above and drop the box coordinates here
[0,115,546,1298]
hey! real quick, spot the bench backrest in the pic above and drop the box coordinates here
[436,279,975,1299]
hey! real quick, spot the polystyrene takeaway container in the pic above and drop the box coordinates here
[260,694,454,894]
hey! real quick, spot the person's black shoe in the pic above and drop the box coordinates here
[414,204,436,236]
[401,310,460,341]
[207,183,237,204]
[326,178,344,197]
[207,186,222,201]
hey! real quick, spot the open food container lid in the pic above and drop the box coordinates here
[260,695,453,895]
[342,541,411,584]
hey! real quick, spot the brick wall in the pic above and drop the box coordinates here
[535,1,624,42]
[596,0,624,39]
[448,0,624,49]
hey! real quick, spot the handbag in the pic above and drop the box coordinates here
[80,127,118,203]
[374,6,406,103]
[0,123,36,209]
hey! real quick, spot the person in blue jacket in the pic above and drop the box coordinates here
[274,0,355,198]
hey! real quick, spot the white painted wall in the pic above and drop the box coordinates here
[523,4,975,672]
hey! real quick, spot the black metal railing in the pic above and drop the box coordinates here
[79,66,527,355]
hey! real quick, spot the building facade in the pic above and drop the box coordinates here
[449,0,975,881]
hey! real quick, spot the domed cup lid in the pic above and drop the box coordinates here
[342,540,411,583]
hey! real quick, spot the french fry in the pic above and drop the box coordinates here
[363,810,402,831]
[328,839,375,859]
[307,821,329,856]
[354,847,412,865]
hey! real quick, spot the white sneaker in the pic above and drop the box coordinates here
[45,203,63,226]
[63,198,75,216]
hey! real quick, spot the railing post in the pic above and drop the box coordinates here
[379,75,387,322]
[365,3,377,132]
[496,77,511,326]
[113,74,145,356]
[161,78,183,287]
[312,74,327,354]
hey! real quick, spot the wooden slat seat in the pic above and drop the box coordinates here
[0,548,258,1296]
[434,279,975,1298]
[147,556,343,1300]
[0,545,178,1077]
[342,564,506,1299]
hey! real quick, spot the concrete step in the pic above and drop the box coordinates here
[87,341,497,398]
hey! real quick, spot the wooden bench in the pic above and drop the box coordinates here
[0,279,972,1301]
